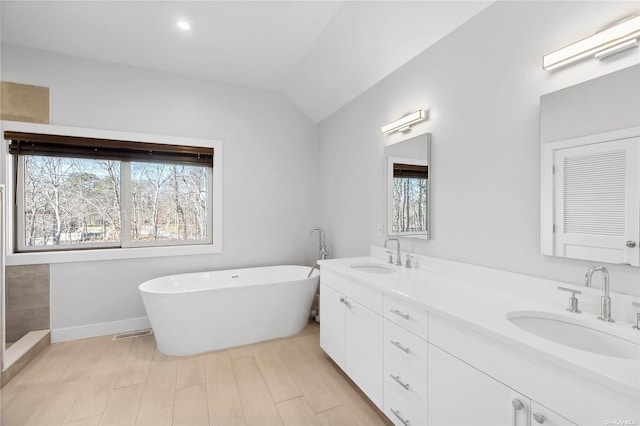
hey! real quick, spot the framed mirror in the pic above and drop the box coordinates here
[540,65,640,266]
[384,133,431,238]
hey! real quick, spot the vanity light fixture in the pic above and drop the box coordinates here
[381,110,426,135]
[543,15,640,71]
[594,38,639,61]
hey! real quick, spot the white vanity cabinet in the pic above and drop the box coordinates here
[383,295,429,426]
[319,272,384,408]
[319,283,347,369]
[428,344,576,426]
[428,343,529,426]
[318,258,639,426]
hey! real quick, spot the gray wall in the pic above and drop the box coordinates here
[1,45,320,335]
[318,1,640,295]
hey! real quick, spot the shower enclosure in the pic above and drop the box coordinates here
[0,184,51,387]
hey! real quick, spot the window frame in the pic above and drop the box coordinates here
[2,121,222,265]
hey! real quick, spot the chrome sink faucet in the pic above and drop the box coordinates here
[384,237,401,266]
[585,266,614,323]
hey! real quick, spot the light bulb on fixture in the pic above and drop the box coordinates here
[177,20,191,31]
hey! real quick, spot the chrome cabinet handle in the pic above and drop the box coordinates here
[389,374,410,390]
[390,309,410,319]
[511,398,524,426]
[390,340,410,353]
[626,240,637,248]
[390,408,410,426]
[533,412,545,424]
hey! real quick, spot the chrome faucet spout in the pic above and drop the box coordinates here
[384,237,402,267]
[585,266,614,322]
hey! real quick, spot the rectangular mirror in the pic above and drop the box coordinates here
[385,133,431,238]
[540,65,640,266]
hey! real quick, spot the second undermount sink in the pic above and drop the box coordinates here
[507,311,640,360]
[350,263,397,274]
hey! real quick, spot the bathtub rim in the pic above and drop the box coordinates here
[138,264,319,294]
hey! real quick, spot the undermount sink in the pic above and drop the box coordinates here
[507,311,640,360]
[350,263,397,274]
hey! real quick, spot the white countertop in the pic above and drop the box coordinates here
[318,255,640,399]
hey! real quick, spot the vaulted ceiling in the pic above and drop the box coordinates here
[0,1,492,122]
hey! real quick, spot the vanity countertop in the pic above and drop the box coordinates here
[318,256,640,399]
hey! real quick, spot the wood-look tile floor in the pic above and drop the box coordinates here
[0,323,391,426]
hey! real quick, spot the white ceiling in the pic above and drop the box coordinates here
[0,1,492,122]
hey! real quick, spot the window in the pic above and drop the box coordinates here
[6,128,219,256]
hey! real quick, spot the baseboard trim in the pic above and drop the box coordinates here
[51,317,151,343]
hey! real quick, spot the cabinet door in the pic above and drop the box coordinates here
[428,344,528,426]
[319,283,346,369]
[346,298,383,409]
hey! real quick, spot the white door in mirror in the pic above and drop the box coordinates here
[549,134,640,266]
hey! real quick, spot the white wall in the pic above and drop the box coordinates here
[318,1,640,296]
[1,45,320,337]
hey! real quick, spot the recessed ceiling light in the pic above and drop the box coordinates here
[177,20,191,31]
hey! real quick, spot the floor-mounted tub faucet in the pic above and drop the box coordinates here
[384,237,401,266]
[310,227,328,260]
[585,266,614,322]
[308,227,328,278]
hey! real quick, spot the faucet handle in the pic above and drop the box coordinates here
[405,254,414,269]
[385,250,394,264]
[633,302,640,330]
[557,287,582,313]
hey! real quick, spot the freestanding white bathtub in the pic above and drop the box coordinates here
[139,265,319,356]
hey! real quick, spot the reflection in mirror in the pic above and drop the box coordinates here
[540,65,640,266]
[384,133,431,238]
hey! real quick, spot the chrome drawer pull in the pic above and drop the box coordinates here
[390,309,410,319]
[512,398,524,426]
[339,297,351,308]
[533,412,545,424]
[390,340,411,354]
[390,408,410,426]
[390,374,410,390]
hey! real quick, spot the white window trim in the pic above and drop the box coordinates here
[1,120,223,265]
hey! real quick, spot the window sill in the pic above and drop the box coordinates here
[6,243,221,265]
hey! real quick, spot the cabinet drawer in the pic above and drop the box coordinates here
[321,269,383,314]
[384,352,428,416]
[384,295,428,339]
[384,320,428,378]
[384,385,427,426]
